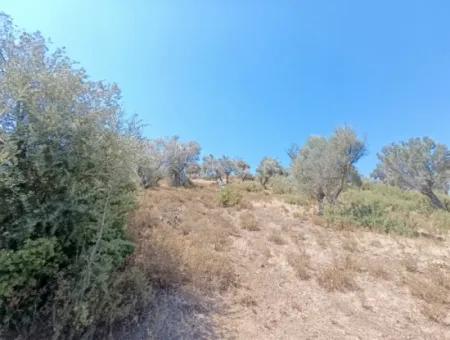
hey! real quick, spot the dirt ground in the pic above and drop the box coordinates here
[119,182,450,340]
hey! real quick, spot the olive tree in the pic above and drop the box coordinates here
[256,157,284,188]
[186,163,201,178]
[372,137,450,210]
[292,127,366,212]
[202,154,222,180]
[201,155,239,183]
[137,139,164,188]
[157,136,201,187]
[218,156,237,183]
[234,159,251,181]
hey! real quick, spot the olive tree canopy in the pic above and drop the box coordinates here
[292,127,366,212]
[256,157,284,188]
[372,137,450,210]
[156,136,201,187]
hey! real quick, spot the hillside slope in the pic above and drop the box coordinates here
[119,182,450,339]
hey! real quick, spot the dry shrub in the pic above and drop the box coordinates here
[237,198,253,210]
[268,231,287,245]
[240,212,259,231]
[317,256,359,292]
[367,259,392,281]
[402,255,419,273]
[128,187,238,294]
[283,194,311,206]
[404,267,450,323]
[230,180,263,193]
[287,251,311,280]
[314,230,328,249]
[292,211,304,219]
[311,214,326,226]
[134,227,236,293]
[341,233,359,253]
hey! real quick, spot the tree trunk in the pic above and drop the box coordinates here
[316,191,326,215]
[421,187,446,210]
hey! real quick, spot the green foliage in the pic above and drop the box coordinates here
[324,183,450,236]
[256,157,284,188]
[269,175,297,194]
[218,187,242,207]
[155,136,201,187]
[372,137,450,210]
[292,127,366,211]
[0,238,61,326]
[0,14,148,337]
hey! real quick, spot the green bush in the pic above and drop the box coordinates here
[0,238,61,326]
[218,187,242,207]
[324,183,450,236]
[0,15,149,338]
[269,175,297,194]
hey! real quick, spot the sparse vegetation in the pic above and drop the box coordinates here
[218,186,242,207]
[240,212,259,231]
[317,256,359,292]
[287,251,311,280]
[324,183,450,236]
[1,8,450,340]
[268,231,287,245]
[404,265,450,323]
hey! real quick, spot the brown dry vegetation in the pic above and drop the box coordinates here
[123,180,450,339]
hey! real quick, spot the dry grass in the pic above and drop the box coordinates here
[128,187,238,294]
[287,251,311,280]
[403,264,450,323]
[317,256,360,292]
[310,214,326,226]
[268,231,287,245]
[240,212,259,231]
[367,259,392,281]
[341,233,359,253]
[402,255,419,273]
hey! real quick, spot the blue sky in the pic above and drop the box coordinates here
[2,0,450,175]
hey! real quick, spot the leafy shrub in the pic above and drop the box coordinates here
[269,175,297,194]
[324,184,450,236]
[0,15,148,337]
[0,238,61,327]
[218,187,242,207]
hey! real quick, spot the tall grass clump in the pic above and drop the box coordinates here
[0,14,150,339]
[324,183,450,236]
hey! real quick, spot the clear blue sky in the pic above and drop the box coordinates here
[3,0,450,175]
